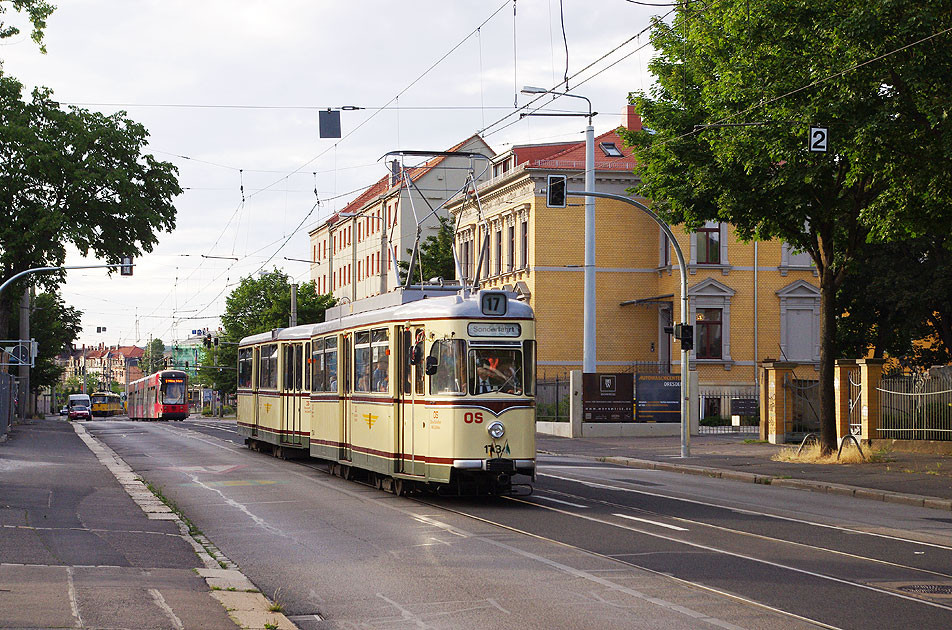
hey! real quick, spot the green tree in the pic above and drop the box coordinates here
[141,338,166,375]
[837,237,952,367]
[622,1,952,453]
[0,70,182,338]
[212,269,335,395]
[0,0,54,52]
[9,291,81,398]
[398,215,457,285]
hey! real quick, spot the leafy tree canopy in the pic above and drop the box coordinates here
[0,70,182,337]
[837,236,952,367]
[212,269,334,394]
[0,0,53,52]
[621,1,952,452]
[9,291,81,394]
[398,215,457,286]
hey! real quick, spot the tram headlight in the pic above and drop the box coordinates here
[487,421,505,439]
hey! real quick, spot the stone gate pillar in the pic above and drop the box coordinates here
[834,360,857,441]
[760,361,797,444]
[858,358,886,441]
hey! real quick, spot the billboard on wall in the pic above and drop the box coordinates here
[582,373,634,422]
[635,374,681,423]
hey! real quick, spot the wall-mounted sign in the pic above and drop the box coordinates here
[582,373,634,422]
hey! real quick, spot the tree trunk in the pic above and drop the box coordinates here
[818,266,838,456]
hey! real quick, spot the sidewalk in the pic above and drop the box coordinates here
[537,432,952,511]
[0,416,293,630]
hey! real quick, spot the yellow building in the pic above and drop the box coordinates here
[448,107,820,414]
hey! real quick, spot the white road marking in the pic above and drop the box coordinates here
[540,471,952,552]
[149,588,185,630]
[66,566,83,629]
[614,513,688,531]
[533,495,589,508]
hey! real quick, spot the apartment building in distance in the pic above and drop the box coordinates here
[309,135,494,303]
[447,106,820,411]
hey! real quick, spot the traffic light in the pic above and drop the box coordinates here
[664,324,695,351]
[214,337,219,347]
[203,335,212,348]
[674,324,694,351]
[547,175,567,208]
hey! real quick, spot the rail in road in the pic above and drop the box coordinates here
[86,418,952,630]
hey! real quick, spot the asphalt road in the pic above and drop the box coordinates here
[84,417,952,629]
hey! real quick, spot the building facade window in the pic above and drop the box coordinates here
[507,225,515,272]
[697,221,720,264]
[695,308,723,359]
[688,277,735,366]
[520,219,529,269]
[494,228,502,276]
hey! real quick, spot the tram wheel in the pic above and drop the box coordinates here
[392,478,404,496]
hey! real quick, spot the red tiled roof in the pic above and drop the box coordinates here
[513,129,635,171]
[512,141,579,165]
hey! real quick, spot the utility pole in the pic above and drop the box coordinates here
[18,287,30,421]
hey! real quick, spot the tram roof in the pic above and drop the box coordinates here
[239,289,532,346]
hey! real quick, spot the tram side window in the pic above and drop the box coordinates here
[429,339,466,394]
[354,331,372,392]
[402,330,413,394]
[371,328,389,393]
[294,344,304,391]
[283,346,295,391]
[325,337,338,392]
[523,340,536,396]
[238,348,253,389]
[259,344,278,389]
[414,339,425,395]
[469,348,523,395]
[311,338,324,392]
[304,343,311,391]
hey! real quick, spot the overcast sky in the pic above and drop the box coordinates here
[2,0,665,349]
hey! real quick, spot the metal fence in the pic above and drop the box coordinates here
[879,372,952,441]
[536,376,571,422]
[698,385,760,435]
[0,372,14,439]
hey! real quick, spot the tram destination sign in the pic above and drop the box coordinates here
[635,374,681,423]
[468,322,521,337]
[582,373,634,422]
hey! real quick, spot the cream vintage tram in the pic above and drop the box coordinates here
[236,288,535,494]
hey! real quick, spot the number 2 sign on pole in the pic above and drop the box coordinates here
[809,126,828,153]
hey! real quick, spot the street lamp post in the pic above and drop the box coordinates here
[521,87,596,373]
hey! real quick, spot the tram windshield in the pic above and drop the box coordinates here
[161,378,186,404]
[469,348,523,395]
[429,339,466,394]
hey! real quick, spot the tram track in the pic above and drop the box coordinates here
[145,422,952,628]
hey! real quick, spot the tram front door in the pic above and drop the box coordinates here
[282,343,304,446]
[339,334,352,462]
[397,327,426,476]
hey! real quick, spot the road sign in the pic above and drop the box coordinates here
[809,126,828,152]
[2,340,34,367]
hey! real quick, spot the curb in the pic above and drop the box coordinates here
[72,423,298,630]
[540,450,952,512]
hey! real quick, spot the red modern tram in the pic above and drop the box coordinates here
[127,369,190,421]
